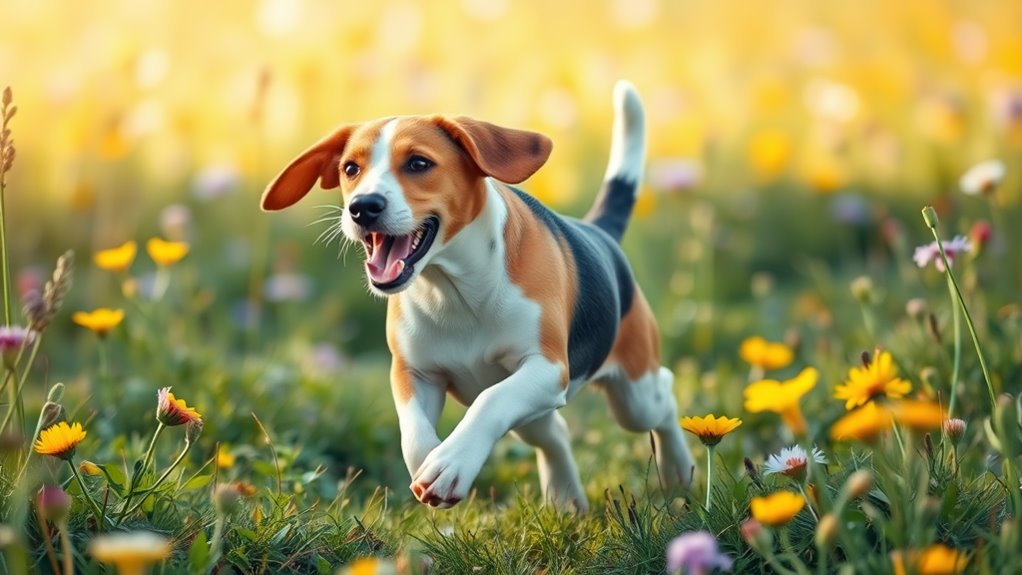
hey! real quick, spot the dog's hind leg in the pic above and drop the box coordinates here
[595,366,695,490]
[512,411,588,513]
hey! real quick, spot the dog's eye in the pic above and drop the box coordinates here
[405,155,434,174]
[343,162,360,178]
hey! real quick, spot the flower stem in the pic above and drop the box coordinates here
[69,459,107,530]
[209,513,226,566]
[0,337,41,437]
[946,276,962,417]
[58,521,74,575]
[779,528,812,575]
[923,209,997,410]
[116,422,165,524]
[0,173,11,326]
[122,440,192,516]
[37,513,60,575]
[705,445,715,511]
[796,483,818,522]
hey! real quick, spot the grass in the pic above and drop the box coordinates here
[1,83,1022,573]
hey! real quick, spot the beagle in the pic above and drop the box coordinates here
[262,81,693,512]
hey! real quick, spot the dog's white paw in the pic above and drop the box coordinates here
[410,439,487,508]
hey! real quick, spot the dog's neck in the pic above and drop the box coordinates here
[401,180,509,320]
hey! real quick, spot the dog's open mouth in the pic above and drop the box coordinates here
[362,216,439,289]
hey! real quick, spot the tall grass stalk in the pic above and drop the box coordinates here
[920,206,996,410]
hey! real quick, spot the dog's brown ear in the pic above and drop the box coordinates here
[434,116,552,184]
[261,124,357,211]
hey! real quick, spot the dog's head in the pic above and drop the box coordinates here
[262,116,551,295]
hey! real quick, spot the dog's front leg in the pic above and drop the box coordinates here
[410,356,566,508]
[391,363,446,478]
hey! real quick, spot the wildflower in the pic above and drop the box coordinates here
[969,220,992,257]
[156,387,201,426]
[748,129,791,179]
[679,415,742,447]
[891,544,969,575]
[943,418,966,444]
[665,531,733,575]
[0,325,35,368]
[146,237,189,267]
[890,400,947,431]
[79,460,103,476]
[740,519,768,548]
[850,276,874,303]
[830,402,894,442]
[36,484,72,523]
[843,470,873,498]
[750,491,805,526]
[89,531,172,575]
[906,298,928,320]
[94,241,137,273]
[959,159,1005,195]
[214,483,252,514]
[185,419,204,444]
[913,236,972,272]
[739,336,794,371]
[217,445,235,468]
[815,513,838,550]
[763,445,828,482]
[72,308,124,337]
[34,421,86,460]
[834,351,911,410]
[744,367,817,435]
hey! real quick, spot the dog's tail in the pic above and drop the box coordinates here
[584,80,646,244]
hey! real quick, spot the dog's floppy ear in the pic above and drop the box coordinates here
[434,116,552,184]
[261,124,357,211]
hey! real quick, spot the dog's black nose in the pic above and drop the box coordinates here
[348,193,387,226]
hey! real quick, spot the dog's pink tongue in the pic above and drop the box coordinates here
[366,233,414,284]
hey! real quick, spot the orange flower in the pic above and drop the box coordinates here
[156,387,201,426]
[72,308,125,337]
[750,491,805,526]
[739,337,794,371]
[830,402,893,442]
[890,400,946,431]
[146,237,189,267]
[34,421,87,460]
[891,544,969,575]
[834,351,911,410]
[94,241,137,273]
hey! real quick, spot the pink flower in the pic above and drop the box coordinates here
[666,531,733,574]
[0,326,36,368]
[913,236,972,272]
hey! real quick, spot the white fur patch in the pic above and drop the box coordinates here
[603,80,646,184]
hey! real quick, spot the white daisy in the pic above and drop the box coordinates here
[763,445,828,482]
[913,236,972,272]
[959,159,1005,195]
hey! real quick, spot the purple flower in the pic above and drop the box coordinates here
[913,236,972,272]
[666,531,733,574]
[0,326,35,368]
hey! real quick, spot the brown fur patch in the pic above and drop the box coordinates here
[605,287,660,381]
[387,119,487,242]
[386,296,414,404]
[498,185,575,387]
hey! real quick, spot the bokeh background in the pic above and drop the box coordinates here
[2,0,1021,504]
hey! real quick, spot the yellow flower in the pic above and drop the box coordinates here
[146,237,189,267]
[34,421,87,460]
[750,491,805,526]
[890,400,947,432]
[156,387,201,426]
[891,544,969,575]
[679,414,742,447]
[744,367,818,435]
[94,241,137,273]
[748,129,792,179]
[739,336,794,371]
[90,531,172,575]
[79,460,103,476]
[217,445,236,469]
[834,351,911,410]
[830,402,894,442]
[72,308,125,337]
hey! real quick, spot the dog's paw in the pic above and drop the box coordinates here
[410,440,486,508]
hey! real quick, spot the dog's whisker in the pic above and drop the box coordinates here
[311,204,345,213]
[307,213,345,227]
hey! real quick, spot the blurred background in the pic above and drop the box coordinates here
[1,0,1020,496]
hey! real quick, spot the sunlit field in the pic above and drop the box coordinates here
[2,0,1022,573]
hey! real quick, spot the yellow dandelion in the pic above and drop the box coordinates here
[94,241,137,273]
[892,544,969,575]
[34,421,87,460]
[680,414,743,447]
[750,491,805,526]
[72,308,125,338]
[830,402,894,442]
[744,367,817,435]
[834,351,911,410]
[217,445,236,469]
[739,336,794,372]
[146,237,189,267]
[889,400,946,432]
[156,387,201,426]
[90,531,172,575]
